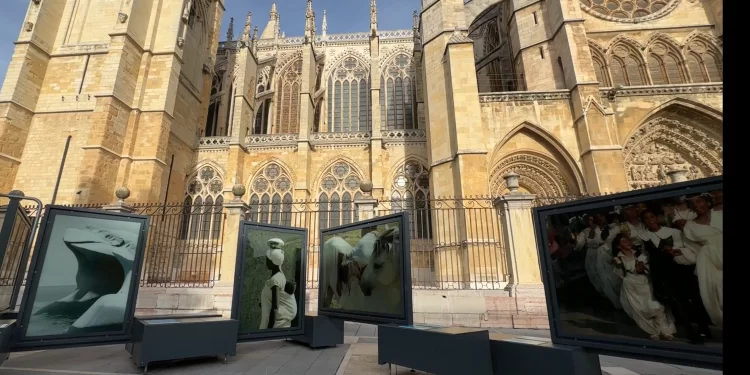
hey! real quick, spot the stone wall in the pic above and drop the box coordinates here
[134,286,550,330]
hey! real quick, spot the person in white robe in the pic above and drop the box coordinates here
[612,233,676,340]
[683,194,723,327]
[575,214,605,293]
[259,239,298,329]
[592,213,623,309]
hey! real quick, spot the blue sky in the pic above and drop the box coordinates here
[0,0,418,85]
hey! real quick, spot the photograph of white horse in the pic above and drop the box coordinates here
[321,225,404,315]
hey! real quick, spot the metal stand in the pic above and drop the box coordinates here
[488,334,602,375]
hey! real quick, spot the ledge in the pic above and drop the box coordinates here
[479,90,571,103]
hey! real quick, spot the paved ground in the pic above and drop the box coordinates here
[0,323,721,375]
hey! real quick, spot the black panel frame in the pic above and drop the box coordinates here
[532,176,723,369]
[231,221,308,342]
[317,212,413,325]
[13,206,149,351]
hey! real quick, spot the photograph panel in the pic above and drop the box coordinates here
[238,227,304,334]
[320,219,405,317]
[24,213,144,338]
[543,188,722,351]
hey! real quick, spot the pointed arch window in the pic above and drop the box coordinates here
[182,166,225,240]
[326,57,370,132]
[275,59,303,133]
[318,162,363,229]
[254,99,271,134]
[247,163,294,226]
[609,45,645,86]
[685,40,723,83]
[391,161,432,239]
[647,42,684,85]
[381,54,416,130]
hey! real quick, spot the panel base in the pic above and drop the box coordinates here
[291,314,344,348]
[489,333,602,375]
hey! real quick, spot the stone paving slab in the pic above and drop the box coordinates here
[0,323,721,375]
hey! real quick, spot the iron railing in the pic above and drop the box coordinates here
[245,197,508,290]
[132,202,225,288]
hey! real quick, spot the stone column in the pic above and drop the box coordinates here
[494,173,543,295]
[217,184,249,290]
[355,181,378,221]
[101,187,135,214]
[494,173,547,327]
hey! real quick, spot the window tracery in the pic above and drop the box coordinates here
[647,41,684,85]
[380,54,416,130]
[609,44,645,86]
[685,39,722,83]
[247,163,294,226]
[326,56,370,132]
[182,166,224,240]
[391,160,431,239]
[318,162,364,229]
[275,59,303,133]
[580,0,679,22]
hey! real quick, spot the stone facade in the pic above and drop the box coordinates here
[0,0,722,329]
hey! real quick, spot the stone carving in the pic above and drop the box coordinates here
[246,133,298,146]
[479,91,571,103]
[177,37,185,48]
[311,132,371,144]
[25,22,33,32]
[599,83,722,98]
[623,117,723,190]
[118,13,128,24]
[186,165,224,200]
[580,0,681,24]
[198,137,231,149]
[490,154,574,197]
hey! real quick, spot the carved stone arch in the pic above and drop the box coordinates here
[271,50,303,89]
[313,156,367,193]
[490,122,586,193]
[605,35,646,60]
[388,155,429,182]
[623,117,722,190]
[683,31,722,56]
[189,159,226,180]
[489,151,576,197]
[257,66,272,94]
[627,98,723,136]
[646,32,684,50]
[380,45,416,71]
[325,48,370,77]
[247,158,297,187]
[246,158,296,200]
[588,40,611,86]
[588,40,607,58]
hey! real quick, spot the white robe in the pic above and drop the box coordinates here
[615,253,676,337]
[259,272,298,329]
[576,227,606,293]
[595,224,624,309]
[683,210,723,327]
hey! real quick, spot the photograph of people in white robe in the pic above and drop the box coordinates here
[546,190,722,347]
[25,214,142,337]
[320,221,403,315]
[238,229,302,332]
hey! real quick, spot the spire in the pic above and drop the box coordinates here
[242,12,252,42]
[226,17,234,41]
[304,0,315,43]
[322,10,327,37]
[252,26,259,54]
[261,2,279,39]
[413,10,421,45]
[370,0,378,36]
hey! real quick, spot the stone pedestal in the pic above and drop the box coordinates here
[216,198,248,288]
[354,197,378,221]
[101,202,135,214]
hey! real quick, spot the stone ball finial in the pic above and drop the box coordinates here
[232,183,247,199]
[115,187,130,202]
[360,180,374,195]
[8,190,24,197]
[503,172,520,194]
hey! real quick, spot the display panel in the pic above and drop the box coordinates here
[0,200,33,311]
[232,222,307,341]
[15,206,148,349]
[533,176,722,367]
[318,212,413,325]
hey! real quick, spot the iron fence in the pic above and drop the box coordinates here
[245,197,509,290]
[132,202,225,288]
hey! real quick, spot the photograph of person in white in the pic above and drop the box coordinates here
[259,239,298,329]
[546,189,722,348]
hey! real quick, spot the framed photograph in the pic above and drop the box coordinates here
[14,206,149,350]
[533,176,722,368]
[0,198,34,312]
[232,222,307,341]
[318,212,413,325]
